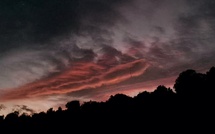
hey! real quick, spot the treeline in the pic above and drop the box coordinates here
[0,67,215,131]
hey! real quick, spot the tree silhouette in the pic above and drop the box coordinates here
[206,66,215,93]
[81,100,105,113]
[4,111,19,122]
[65,100,80,112]
[133,91,150,112]
[0,67,214,132]
[153,85,174,96]
[106,93,133,112]
[0,115,3,123]
[3,111,19,129]
[174,69,206,98]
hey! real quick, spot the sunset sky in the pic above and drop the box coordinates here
[1,0,215,115]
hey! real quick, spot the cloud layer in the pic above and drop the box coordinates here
[1,0,215,115]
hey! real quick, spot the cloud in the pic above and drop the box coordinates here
[0,0,131,52]
[170,0,215,68]
[0,104,6,111]
[3,0,211,93]
[1,0,215,116]
[0,0,133,90]
[0,59,149,100]
[0,47,89,89]
[12,105,35,115]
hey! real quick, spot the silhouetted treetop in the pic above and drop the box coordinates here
[0,66,215,131]
[174,69,206,97]
[153,85,174,96]
[4,111,19,122]
[133,91,150,102]
[65,100,80,112]
[206,66,215,83]
[107,93,132,104]
[207,66,215,75]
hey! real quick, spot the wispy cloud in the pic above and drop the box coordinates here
[1,59,149,100]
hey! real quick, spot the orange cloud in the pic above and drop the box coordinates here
[0,59,149,101]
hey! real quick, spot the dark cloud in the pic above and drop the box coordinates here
[152,26,166,34]
[176,0,215,38]
[0,0,131,52]
[172,0,215,64]
[96,45,138,66]
[0,0,78,51]
[118,0,215,86]
[96,45,122,66]
[0,0,132,89]
[123,36,145,48]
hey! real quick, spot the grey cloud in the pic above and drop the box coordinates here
[123,36,145,48]
[152,26,166,35]
[0,49,62,89]
[123,0,215,66]
[12,105,35,115]
[0,0,79,52]
[0,104,6,111]
[2,0,215,113]
[0,0,132,89]
[0,45,98,89]
[0,0,131,53]
[176,0,215,38]
[173,0,215,61]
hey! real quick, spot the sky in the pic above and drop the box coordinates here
[1,0,215,115]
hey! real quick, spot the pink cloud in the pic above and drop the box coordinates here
[0,59,149,101]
